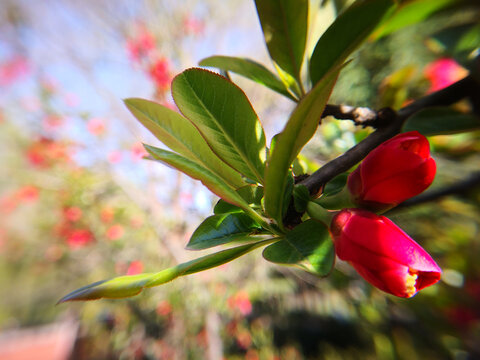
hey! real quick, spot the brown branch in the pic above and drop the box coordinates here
[299,75,480,198]
[321,104,393,128]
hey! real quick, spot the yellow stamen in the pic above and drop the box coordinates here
[405,271,418,297]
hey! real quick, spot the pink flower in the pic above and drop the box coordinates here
[63,207,82,222]
[330,208,441,298]
[42,115,64,132]
[87,117,106,136]
[126,260,144,275]
[106,224,124,240]
[183,15,205,36]
[66,229,94,249]
[16,185,39,203]
[227,291,253,316]
[100,208,115,223]
[107,150,123,164]
[148,58,172,91]
[156,300,172,316]
[424,58,467,93]
[0,56,29,86]
[131,142,148,161]
[26,138,70,168]
[348,131,436,211]
[126,27,155,62]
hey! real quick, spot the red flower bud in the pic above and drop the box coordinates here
[330,209,441,298]
[347,131,436,211]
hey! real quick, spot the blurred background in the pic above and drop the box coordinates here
[1,0,479,359]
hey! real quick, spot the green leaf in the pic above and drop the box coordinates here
[187,213,264,250]
[172,68,267,183]
[402,107,480,136]
[262,220,334,276]
[310,0,394,86]
[214,185,264,215]
[199,56,296,100]
[371,0,456,40]
[145,145,268,227]
[59,240,275,302]
[254,0,308,82]
[264,64,341,226]
[293,184,310,213]
[430,22,480,67]
[125,98,244,189]
[323,173,349,197]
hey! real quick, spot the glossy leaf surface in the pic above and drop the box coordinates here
[264,65,341,226]
[254,0,308,81]
[262,220,334,276]
[310,0,393,85]
[214,185,264,215]
[199,56,295,100]
[187,213,263,250]
[125,98,244,188]
[172,68,266,183]
[402,107,480,136]
[371,0,456,40]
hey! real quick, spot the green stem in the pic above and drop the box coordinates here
[306,201,334,227]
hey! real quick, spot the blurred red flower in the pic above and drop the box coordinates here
[126,260,144,275]
[0,55,30,86]
[227,290,252,316]
[131,142,148,161]
[100,208,115,223]
[183,15,205,36]
[86,117,106,136]
[156,300,173,316]
[106,224,125,240]
[66,229,94,249]
[107,150,123,164]
[424,58,467,93]
[16,185,39,203]
[26,137,70,168]
[63,206,82,222]
[148,58,172,91]
[126,27,155,62]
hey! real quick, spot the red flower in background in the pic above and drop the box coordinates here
[16,185,39,203]
[424,58,467,93]
[149,58,172,91]
[0,55,29,86]
[100,207,115,223]
[26,137,70,168]
[106,224,124,240]
[227,290,253,316]
[126,26,155,63]
[66,229,94,249]
[330,209,441,298]
[131,142,148,161]
[107,150,123,164]
[63,206,82,222]
[183,15,205,36]
[42,114,64,132]
[126,260,143,275]
[347,131,436,211]
[86,117,106,136]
